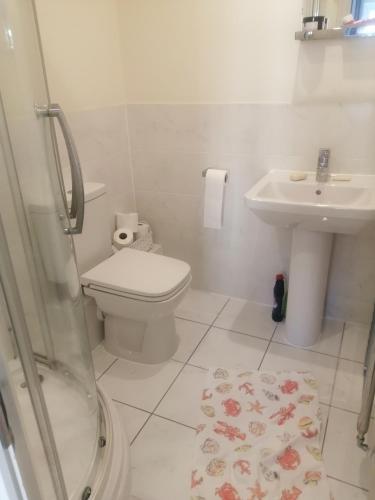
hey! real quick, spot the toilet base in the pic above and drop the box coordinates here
[104,313,179,364]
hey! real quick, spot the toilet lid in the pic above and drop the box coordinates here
[81,248,191,299]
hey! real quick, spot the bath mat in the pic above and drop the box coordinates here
[191,369,332,500]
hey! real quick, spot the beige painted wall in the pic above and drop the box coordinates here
[34,0,126,112]
[119,0,302,103]
[34,0,136,217]
[34,0,375,107]
[119,0,375,104]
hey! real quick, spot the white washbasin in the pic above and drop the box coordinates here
[245,170,375,234]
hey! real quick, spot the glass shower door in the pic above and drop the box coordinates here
[0,0,101,498]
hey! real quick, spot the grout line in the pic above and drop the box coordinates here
[153,413,197,431]
[123,105,137,211]
[130,413,153,446]
[257,325,278,370]
[171,358,185,365]
[214,325,278,344]
[130,411,197,447]
[111,399,152,415]
[184,297,231,366]
[98,299,232,446]
[174,315,212,328]
[183,324,214,367]
[113,398,197,432]
[148,298,231,425]
[183,324,213,363]
[270,338,342,361]
[327,474,369,492]
[327,403,374,418]
[336,355,364,365]
[149,362,187,415]
[213,324,357,364]
[321,321,346,452]
[186,362,209,371]
[96,358,118,382]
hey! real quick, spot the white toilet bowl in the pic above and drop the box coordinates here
[81,248,191,364]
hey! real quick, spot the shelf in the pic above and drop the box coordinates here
[295,27,375,41]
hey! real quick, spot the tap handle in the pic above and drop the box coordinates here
[318,148,330,167]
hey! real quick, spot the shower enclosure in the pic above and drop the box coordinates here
[0,0,128,499]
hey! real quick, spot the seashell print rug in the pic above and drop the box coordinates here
[191,369,333,500]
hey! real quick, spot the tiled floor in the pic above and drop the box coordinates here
[93,289,372,500]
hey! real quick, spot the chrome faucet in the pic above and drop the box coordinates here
[316,148,330,182]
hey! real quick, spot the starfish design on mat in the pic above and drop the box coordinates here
[247,400,265,414]
[248,480,267,500]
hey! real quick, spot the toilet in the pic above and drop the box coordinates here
[73,183,191,364]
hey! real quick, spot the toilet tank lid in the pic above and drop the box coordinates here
[66,182,106,203]
[84,182,106,202]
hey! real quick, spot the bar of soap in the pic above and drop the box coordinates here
[331,174,352,181]
[289,172,307,181]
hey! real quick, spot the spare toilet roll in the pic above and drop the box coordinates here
[137,222,151,239]
[203,169,227,229]
[113,227,134,249]
[116,212,138,233]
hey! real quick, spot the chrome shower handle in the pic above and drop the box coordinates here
[37,103,85,235]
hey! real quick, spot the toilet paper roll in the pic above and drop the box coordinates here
[203,169,227,229]
[136,222,151,239]
[116,212,139,233]
[113,227,134,249]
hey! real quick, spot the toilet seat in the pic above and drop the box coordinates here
[81,248,191,302]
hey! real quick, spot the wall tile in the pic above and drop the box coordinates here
[129,103,375,322]
[57,105,135,215]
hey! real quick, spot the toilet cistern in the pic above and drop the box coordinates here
[316,148,330,182]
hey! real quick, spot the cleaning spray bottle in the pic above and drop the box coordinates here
[272,274,285,322]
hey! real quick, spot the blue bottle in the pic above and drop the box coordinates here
[272,274,285,322]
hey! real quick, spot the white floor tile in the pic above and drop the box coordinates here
[274,318,344,357]
[175,288,228,324]
[130,416,195,500]
[173,319,209,363]
[114,402,150,443]
[99,359,182,412]
[323,407,371,489]
[261,343,337,405]
[214,298,275,340]
[328,477,368,500]
[332,359,368,414]
[155,364,207,428]
[91,344,116,379]
[190,327,268,370]
[341,322,370,363]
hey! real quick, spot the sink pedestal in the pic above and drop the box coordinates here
[286,229,333,347]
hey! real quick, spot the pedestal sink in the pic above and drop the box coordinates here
[245,170,375,347]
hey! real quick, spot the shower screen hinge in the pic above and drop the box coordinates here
[81,486,92,500]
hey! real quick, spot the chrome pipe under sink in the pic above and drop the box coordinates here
[357,304,375,450]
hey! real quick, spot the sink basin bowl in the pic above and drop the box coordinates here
[245,170,375,234]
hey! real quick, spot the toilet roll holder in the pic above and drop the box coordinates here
[202,168,229,183]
